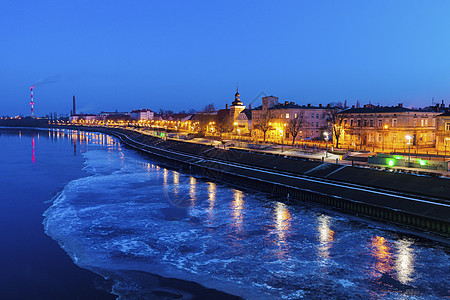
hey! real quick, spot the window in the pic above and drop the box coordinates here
[446,122,450,131]
[378,133,382,142]
[357,120,361,127]
[363,120,367,127]
[294,113,297,118]
[311,114,314,118]
[322,114,325,119]
[414,120,417,127]
[316,114,319,119]
[421,119,424,127]
[425,119,428,126]
[350,119,354,126]
[316,122,319,127]
[378,120,382,127]
[311,122,314,127]
[286,113,290,119]
[393,134,397,142]
[370,120,373,127]
[392,119,397,127]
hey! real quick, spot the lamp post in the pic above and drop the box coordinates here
[237,128,241,147]
[445,138,449,161]
[323,132,329,157]
[406,135,412,167]
[382,124,388,153]
[280,129,284,152]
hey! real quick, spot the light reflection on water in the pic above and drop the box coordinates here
[371,236,393,277]
[274,202,292,259]
[317,214,335,261]
[207,182,216,224]
[395,238,415,284]
[189,177,197,205]
[231,189,244,234]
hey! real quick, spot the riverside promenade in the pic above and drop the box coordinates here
[50,124,450,241]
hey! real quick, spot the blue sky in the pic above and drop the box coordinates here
[2,1,450,116]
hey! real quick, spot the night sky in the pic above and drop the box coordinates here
[2,1,450,117]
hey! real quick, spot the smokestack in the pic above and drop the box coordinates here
[30,86,35,118]
[73,96,76,116]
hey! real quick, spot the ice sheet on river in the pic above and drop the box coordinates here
[43,149,450,299]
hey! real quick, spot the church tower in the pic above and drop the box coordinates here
[230,86,246,129]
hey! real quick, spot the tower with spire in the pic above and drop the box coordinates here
[230,85,246,130]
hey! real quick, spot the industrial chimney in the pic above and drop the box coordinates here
[72,96,76,116]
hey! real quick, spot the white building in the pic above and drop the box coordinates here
[130,109,154,121]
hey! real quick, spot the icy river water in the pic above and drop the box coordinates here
[1,128,449,299]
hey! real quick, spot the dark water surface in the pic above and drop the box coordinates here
[1,128,449,299]
[0,129,114,299]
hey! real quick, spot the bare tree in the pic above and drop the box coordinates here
[194,113,214,137]
[286,113,303,144]
[253,110,274,142]
[329,108,345,148]
[216,114,233,137]
[202,103,215,114]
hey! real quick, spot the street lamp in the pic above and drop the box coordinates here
[323,132,329,157]
[382,124,389,152]
[406,135,412,167]
[237,128,241,147]
[280,129,284,152]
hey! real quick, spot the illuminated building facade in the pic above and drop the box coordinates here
[236,109,252,135]
[251,97,334,142]
[435,111,450,152]
[130,109,154,121]
[338,104,440,151]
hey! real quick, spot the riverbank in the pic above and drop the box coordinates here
[49,125,450,240]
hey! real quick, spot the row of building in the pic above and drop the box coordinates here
[213,89,450,152]
[70,89,450,152]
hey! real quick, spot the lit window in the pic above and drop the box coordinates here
[294,113,297,118]
[378,133,382,142]
[421,119,424,127]
[286,113,290,119]
[446,122,450,131]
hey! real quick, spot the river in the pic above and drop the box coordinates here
[1,128,449,299]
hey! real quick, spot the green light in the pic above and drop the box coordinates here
[419,159,426,166]
[388,159,395,167]
[394,155,404,159]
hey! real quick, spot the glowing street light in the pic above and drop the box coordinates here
[324,132,329,157]
[406,135,412,167]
